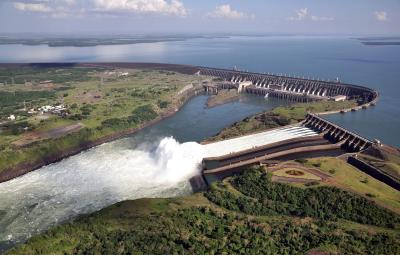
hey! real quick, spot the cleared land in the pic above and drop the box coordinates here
[301,157,400,214]
[271,167,323,182]
[0,66,204,177]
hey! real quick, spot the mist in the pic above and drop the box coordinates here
[0,137,205,249]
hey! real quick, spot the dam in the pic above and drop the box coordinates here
[201,113,374,184]
[199,66,378,105]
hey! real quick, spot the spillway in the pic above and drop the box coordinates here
[203,126,318,158]
[0,124,318,251]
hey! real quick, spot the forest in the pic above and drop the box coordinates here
[8,167,400,255]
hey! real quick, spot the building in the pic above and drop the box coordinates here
[7,115,16,121]
[330,95,347,102]
[238,81,252,93]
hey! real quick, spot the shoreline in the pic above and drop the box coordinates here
[206,90,240,108]
[0,62,380,183]
[0,88,379,184]
[0,87,203,183]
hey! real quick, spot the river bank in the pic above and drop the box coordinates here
[0,87,203,183]
[206,89,239,108]
[0,91,361,183]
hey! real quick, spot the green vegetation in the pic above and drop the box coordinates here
[303,157,400,213]
[8,167,400,255]
[206,99,357,142]
[101,104,157,130]
[0,67,203,174]
[0,67,94,85]
[207,168,399,227]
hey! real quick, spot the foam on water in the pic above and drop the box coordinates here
[0,126,316,250]
[0,137,205,248]
[203,126,318,157]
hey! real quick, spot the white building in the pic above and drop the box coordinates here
[330,95,347,102]
[39,105,55,113]
[238,81,253,93]
[7,115,16,121]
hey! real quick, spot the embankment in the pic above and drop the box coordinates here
[0,87,203,183]
[206,90,239,108]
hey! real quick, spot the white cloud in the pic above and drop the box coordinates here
[91,0,187,17]
[289,7,308,21]
[374,11,387,21]
[207,4,253,20]
[14,2,52,12]
[288,8,333,22]
[13,1,83,18]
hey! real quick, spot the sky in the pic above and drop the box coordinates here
[0,0,399,35]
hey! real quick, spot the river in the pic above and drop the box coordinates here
[0,95,288,251]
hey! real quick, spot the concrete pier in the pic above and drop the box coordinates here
[302,113,372,152]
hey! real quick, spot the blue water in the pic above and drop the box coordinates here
[0,35,399,146]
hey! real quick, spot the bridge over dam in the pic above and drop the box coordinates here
[201,113,373,184]
[199,66,378,105]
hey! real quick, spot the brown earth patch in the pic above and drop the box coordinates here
[285,170,305,176]
[74,91,102,104]
[12,123,84,148]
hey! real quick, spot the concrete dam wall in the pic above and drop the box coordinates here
[201,114,374,184]
[199,66,378,104]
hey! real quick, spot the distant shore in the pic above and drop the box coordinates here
[0,35,230,48]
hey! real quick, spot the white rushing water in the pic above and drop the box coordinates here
[0,126,317,249]
[0,137,206,247]
[203,126,318,157]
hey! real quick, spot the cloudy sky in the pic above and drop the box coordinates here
[0,0,399,35]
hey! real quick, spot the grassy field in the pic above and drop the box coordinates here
[7,167,400,255]
[272,168,322,181]
[272,100,357,121]
[301,157,400,214]
[0,66,204,174]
